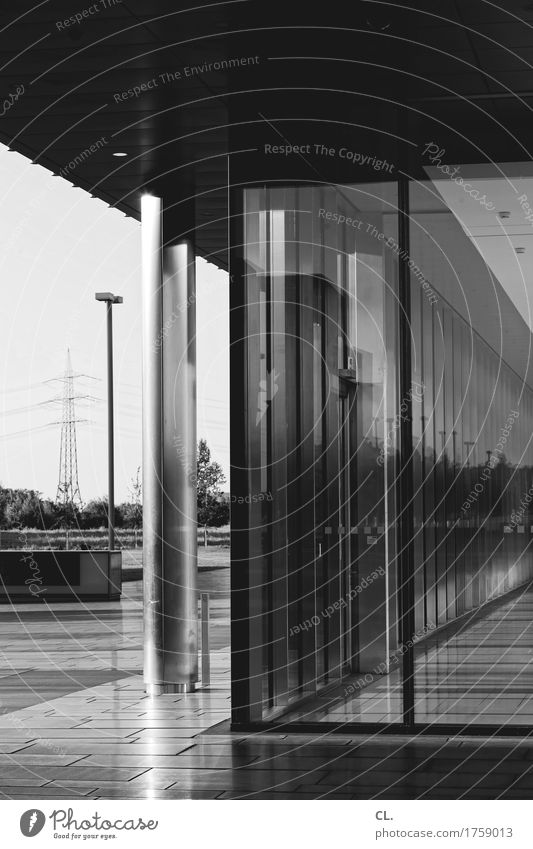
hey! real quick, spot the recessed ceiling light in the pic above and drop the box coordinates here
[113,152,128,157]
[515,246,526,254]
[499,211,511,218]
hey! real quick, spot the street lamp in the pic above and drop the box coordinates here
[95,292,123,550]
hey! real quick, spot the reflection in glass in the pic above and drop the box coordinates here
[410,177,533,726]
[232,168,533,729]
[233,182,401,722]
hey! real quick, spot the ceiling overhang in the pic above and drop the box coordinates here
[2,1,533,272]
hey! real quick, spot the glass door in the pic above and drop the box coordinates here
[230,181,401,725]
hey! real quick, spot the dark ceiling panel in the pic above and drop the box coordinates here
[0,0,532,268]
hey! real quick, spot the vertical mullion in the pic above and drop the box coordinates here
[397,175,415,727]
[230,186,265,724]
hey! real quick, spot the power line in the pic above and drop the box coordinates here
[0,422,58,441]
[0,400,54,417]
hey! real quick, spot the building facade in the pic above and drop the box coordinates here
[5,0,533,734]
[230,174,533,730]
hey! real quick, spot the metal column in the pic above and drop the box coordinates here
[141,194,164,694]
[141,195,198,695]
[161,240,198,692]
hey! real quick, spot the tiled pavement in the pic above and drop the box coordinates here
[0,566,230,712]
[2,574,533,798]
[2,664,533,799]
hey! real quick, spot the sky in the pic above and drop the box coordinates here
[0,144,229,502]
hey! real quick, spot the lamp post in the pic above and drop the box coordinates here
[95,292,123,550]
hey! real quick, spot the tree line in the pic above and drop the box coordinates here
[0,438,229,530]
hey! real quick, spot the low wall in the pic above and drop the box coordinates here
[0,550,122,602]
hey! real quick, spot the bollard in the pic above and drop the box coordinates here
[201,592,210,686]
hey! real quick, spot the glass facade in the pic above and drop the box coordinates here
[230,173,533,729]
[410,180,533,725]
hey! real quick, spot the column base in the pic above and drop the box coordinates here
[145,682,196,696]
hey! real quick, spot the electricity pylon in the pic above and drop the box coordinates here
[55,349,84,509]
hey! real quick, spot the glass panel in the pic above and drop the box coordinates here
[234,180,401,723]
[410,173,533,727]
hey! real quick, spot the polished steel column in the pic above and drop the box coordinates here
[161,241,198,692]
[141,194,164,695]
[141,193,198,694]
